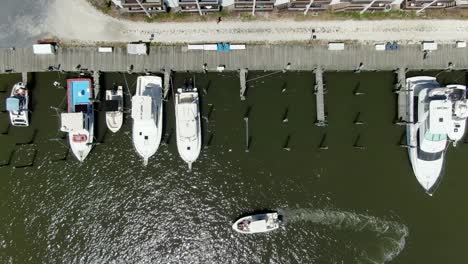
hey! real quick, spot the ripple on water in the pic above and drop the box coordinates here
[3,133,409,264]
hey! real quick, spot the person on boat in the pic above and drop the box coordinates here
[238,220,250,231]
[18,88,26,96]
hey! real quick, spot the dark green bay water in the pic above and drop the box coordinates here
[0,70,467,263]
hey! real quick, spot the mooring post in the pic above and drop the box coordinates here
[354,112,365,125]
[244,117,249,152]
[283,135,291,151]
[319,133,328,150]
[282,108,289,123]
[353,134,366,150]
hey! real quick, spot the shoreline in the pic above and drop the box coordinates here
[86,0,468,22]
[37,0,468,45]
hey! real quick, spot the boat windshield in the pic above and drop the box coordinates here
[424,132,447,142]
[418,149,444,161]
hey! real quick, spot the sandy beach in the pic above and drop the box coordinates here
[26,0,468,44]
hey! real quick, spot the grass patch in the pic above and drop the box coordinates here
[332,10,418,20]
[87,0,112,14]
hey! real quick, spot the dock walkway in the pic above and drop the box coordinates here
[396,68,408,122]
[240,69,248,100]
[314,67,327,126]
[1,44,468,73]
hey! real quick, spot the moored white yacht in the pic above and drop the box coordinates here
[60,78,94,162]
[232,212,281,234]
[105,86,124,133]
[131,76,163,165]
[175,83,201,170]
[406,76,468,195]
[6,82,29,127]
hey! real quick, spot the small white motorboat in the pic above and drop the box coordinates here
[175,83,202,170]
[6,82,29,127]
[60,78,94,162]
[232,212,281,234]
[105,86,124,133]
[132,76,163,165]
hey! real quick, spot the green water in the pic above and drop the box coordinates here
[0,70,467,263]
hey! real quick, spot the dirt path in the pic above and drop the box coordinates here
[43,0,468,44]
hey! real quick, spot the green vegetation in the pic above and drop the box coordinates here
[239,13,256,21]
[332,10,418,20]
[88,0,112,14]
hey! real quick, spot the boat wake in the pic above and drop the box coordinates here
[282,208,409,264]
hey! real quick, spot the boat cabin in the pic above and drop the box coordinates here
[101,100,120,112]
[67,79,93,113]
[132,96,153,121]
[428,100,452,135]
[60,112,85,133]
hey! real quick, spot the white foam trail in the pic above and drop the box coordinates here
[283,208,409,264]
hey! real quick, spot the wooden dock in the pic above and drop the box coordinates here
[2,44,468,73]
[396,68,409,122]
[240,68,248,100]
[92,71,101,99]
[21,72,28,84]
[314,67,327,126]
[163,69,171,99]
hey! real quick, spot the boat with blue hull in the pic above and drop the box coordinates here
[60,78,95,162]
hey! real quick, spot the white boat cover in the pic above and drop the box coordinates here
[60,112,84,132]
[249,220,271,233]
[178,103,198,139]
[131,96,152,121]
